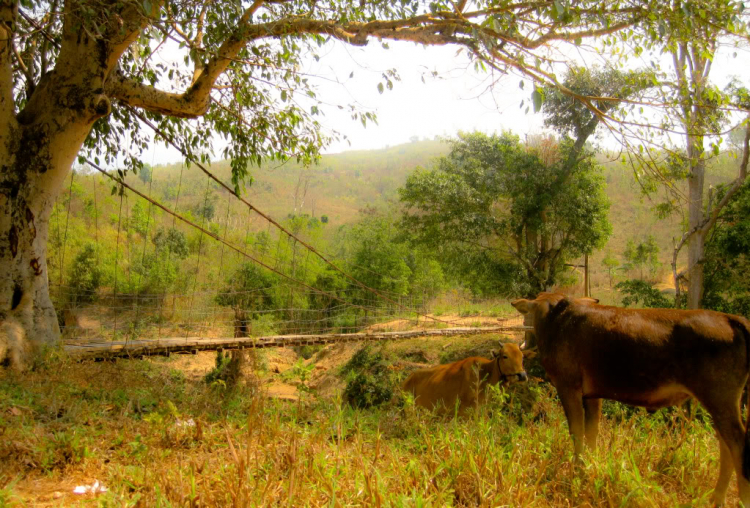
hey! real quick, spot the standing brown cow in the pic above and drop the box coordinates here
[402,342,528,417]
[512,292,750,507]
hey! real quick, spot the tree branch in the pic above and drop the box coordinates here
[106,4,644,119]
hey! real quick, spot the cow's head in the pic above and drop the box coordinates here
[492,343,527,383]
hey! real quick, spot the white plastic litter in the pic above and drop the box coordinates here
[73,480,108,494]
[175,418,196,428]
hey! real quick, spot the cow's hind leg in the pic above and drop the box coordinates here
[558,386,585,459]
[583,398,602,450]
[701,396,750,507]
[712,433,735,507]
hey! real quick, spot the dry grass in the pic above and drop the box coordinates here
[0,339,735,507]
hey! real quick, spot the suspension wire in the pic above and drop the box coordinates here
[86,158,458,323]
[58,170,75,292]
[134,161,156,338]
[91,171,103,339]
[185,179,211,340]
[218,191,232,280]
[125,194,132,291]
[113,192,124,340]
[240,210,253,264]
[129,108,449,325]
[158,162,185,339]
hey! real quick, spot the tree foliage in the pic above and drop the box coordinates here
[602,251,620,288]
[615,279,673,309]
[399,131,610,296]
[5,0,655,192]
[215,263,276,312]
[65,243,102,306]
[702,182,750,317]
[623,235,660,279]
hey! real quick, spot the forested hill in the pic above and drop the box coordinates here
[144,139,737,256]
[54,138,741,295]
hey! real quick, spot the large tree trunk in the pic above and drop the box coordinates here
[0,79,108,369]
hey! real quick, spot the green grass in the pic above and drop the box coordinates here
[0,338,733,507]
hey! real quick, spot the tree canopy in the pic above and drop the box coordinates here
[399,131,611,296]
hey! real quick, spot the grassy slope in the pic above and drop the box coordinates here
[0,335,725,507]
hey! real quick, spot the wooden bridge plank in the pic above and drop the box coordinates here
[63,325,533,361]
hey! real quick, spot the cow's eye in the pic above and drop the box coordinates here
[502,355,508,360]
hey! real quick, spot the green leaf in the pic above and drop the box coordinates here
[377,82,384,94]
[281,89,287,102]
[531,89,543,113]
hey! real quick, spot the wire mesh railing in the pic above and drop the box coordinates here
[49,284,523,344]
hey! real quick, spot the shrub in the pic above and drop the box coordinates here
[66,243,102,306]
[204,350,245,389]
[615,279,673,308]
[341,346,398,408]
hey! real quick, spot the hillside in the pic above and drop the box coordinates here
[51,138,743,311]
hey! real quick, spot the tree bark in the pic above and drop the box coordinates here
[686,153,706,309]
[1,41,113,368]
[1,116,100,367]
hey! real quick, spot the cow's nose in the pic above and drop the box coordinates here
[517,372,528,382]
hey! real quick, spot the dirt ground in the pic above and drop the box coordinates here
[153,327,524,403]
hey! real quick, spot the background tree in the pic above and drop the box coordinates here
[215,263,276,337]
[340,212,412,307]
[623,235,660,280]
[615,279,673,308]
[138,164,152,185]
[399,131,611,297]
[615,1,750,308]
[64,243,102,307]
[702,182,750,316]
[0,0,649,366]
[602,251,620,288]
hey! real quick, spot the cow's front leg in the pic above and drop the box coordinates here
[557,386,585,459]
[583,398,602,450]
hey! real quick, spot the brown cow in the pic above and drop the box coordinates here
[512,292,750,507]
[402,343,527,416]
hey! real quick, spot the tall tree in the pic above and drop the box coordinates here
[0,0,649,368]
[399,131,611,297]
[615,0,750,308]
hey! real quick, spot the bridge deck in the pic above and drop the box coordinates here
[63,325,533,360]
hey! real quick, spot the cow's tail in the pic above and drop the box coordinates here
[742,318,750,480]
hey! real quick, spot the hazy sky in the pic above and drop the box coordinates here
[308,40,546,154]
[143,39,555,165]
[142,35,750,166]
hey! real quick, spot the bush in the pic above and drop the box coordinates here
[204,350,245,389]
[66,243,102,306]
[294,345,322,360]
[615,279,673,308]
[341,346,398,409]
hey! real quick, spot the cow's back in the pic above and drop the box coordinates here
[402,357,487,413]
[542,303,750,407]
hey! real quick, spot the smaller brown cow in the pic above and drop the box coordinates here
[402,343,527,416]
[512,292,750,507]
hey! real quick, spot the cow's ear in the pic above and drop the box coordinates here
[578,297,599,304]
[522,348,538,359]
[511,299,531,314]
[491,350,499,359]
